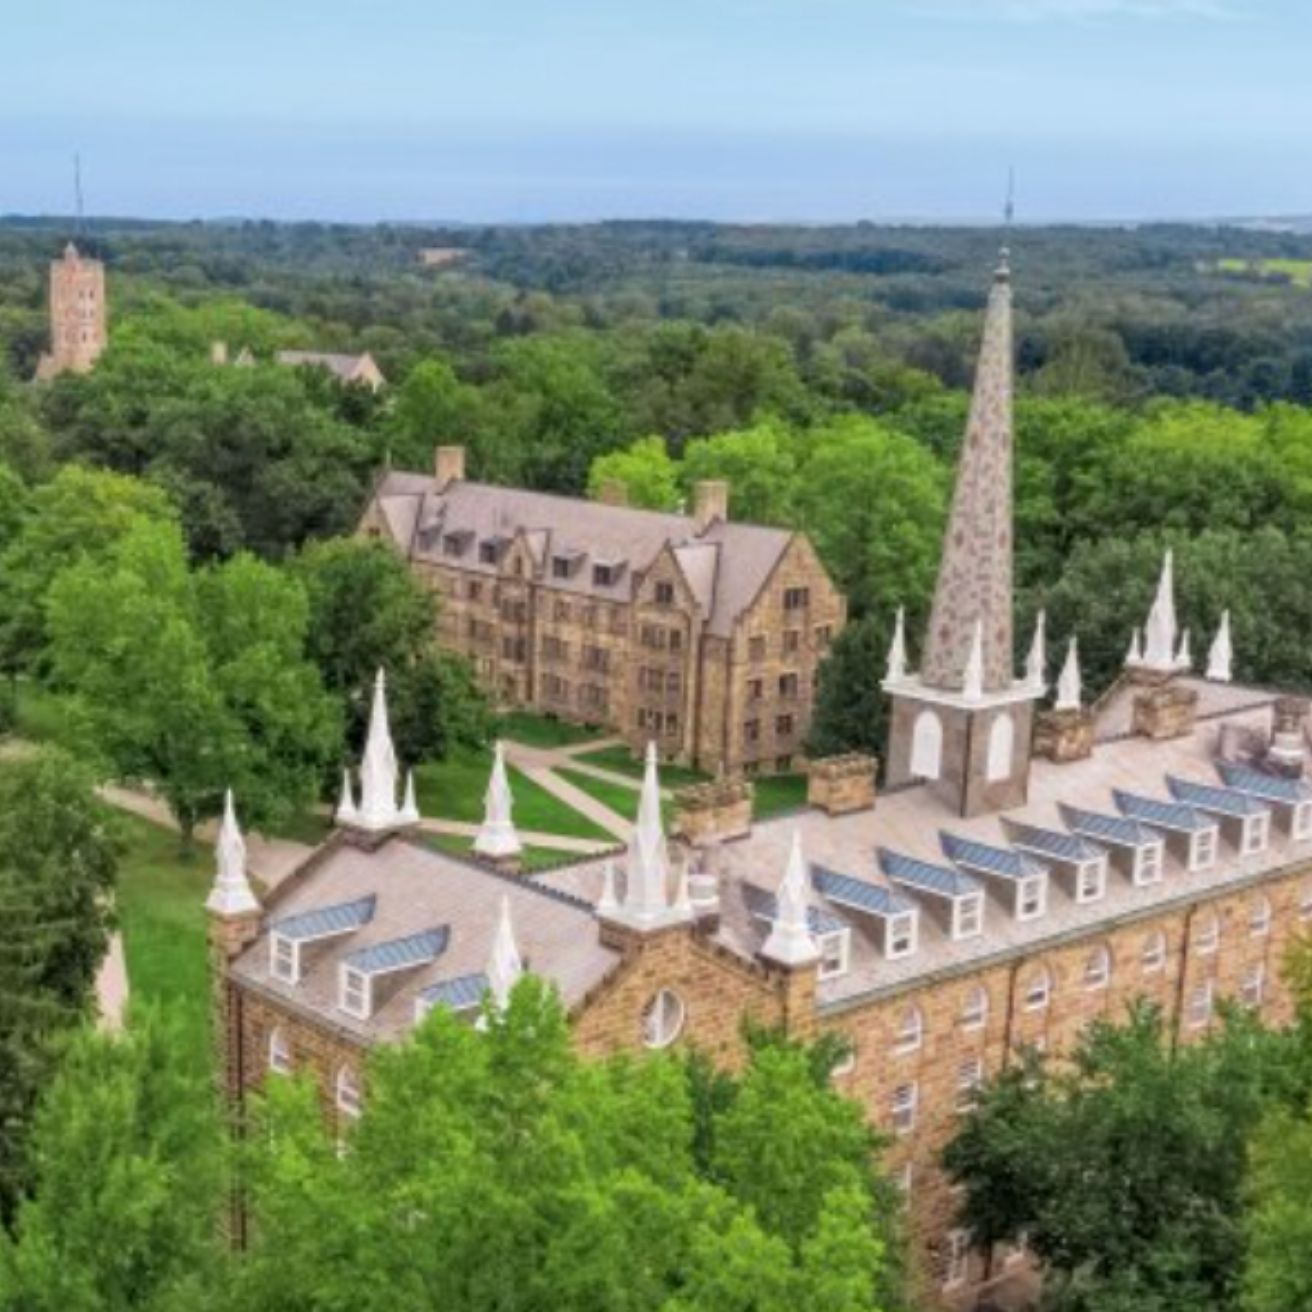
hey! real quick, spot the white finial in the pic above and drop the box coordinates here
[1055,637,1082,712]
[206,790,259,917]
[1175,628,1192,671]
[962,620,985,701]
[597,857,619,915]
[885,607,908,684]
[351,668,405,831]
[761,830,819,967]
[473,741,522,860]
[400,769,420,825]
[335,767,358,825]
[1141,550,1179,671]
[1207,611,1233,683]
[481,895,523,1024]
[1126,628,1143,667]
[1025,610,1047,692]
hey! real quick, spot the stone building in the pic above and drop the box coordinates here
[211,254,1312,1307]
[275,349,386,391]
[359,453,846,776]
[34,242,107,380]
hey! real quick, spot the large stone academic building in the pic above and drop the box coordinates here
[210,254,1312,1307]
[359,451,846,777]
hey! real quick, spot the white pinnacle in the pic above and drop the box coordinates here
[400,770,420,825]
[761,829,819,967]
[206,790,259,917]
[485,895,523,1014]
[348,669,408,832]
[597,857,619,915]
[1175,628,1192,671]
[962,620,985,701]
[885,606,908,684]
[473,741,521,860]
[1126,628,1143,667]
[1141,551,1180,672]
[1055,637,1082,712]
[1025,610,1047,692]
[335,767,358,826]
[1207,611,1233,683]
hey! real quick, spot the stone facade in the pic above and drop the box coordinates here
[1033,707,1095,764]
[807,752,878,815]
[1132,683,1200,741]
[670,778,755,846]
[34,243,106,380]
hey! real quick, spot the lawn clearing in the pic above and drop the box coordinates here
[497,710,606,750]
[554,764,673,829]
[573,744,711,789]
[421,832,581,873]
[751,773,809,820]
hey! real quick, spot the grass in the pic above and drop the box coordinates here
[573,744,711,790]
[270,808,332,846]
[113,813,211,1076]
[751,773,809,820]
[554,764,673,829]
[496,710,606,750]
[421,832,579,873]
[1216,257,1312,289]
[414,746,613,842]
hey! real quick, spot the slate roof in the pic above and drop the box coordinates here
[1217,762,1312,806]
[277,350,383,384]
[1113,790,1214,834]
[418,972,489,1015]
[271,895,376,942]
[368,472,798,637]
[1168,775,1269,818]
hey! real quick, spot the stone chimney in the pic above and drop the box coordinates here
[598,478,629,507]
[434,445,466,490]
[210,340,229,366]
[671,778,755,846]
[1033,708,1095,764]
[1268,696,1310,777]
[1131,683,1199,741]
[692,480,729,534]
[807,753,878,816]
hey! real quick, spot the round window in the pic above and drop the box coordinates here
[641,989,686,1049]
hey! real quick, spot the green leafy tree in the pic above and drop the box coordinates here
[0,1010,225,1311]
[587,435,681,510]
[680,419,801,525]
[388,357,484,471]
[806,615,891,761]
[1243,1103,1312,1312]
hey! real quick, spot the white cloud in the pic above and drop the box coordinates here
[907,0,1235,20]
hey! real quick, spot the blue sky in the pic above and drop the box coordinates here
[4,0,1309,222]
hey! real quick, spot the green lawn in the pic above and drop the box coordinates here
[751,773,809,820]
[421,832,579,873]
[554,764,675,830]
[414,746,613,842]
[113,813,211,1076]
[497,710,606,750]
[574,744,711,790]
[270,808,332,846]
[1216,257,1312,289]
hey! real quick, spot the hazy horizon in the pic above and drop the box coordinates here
[7,0,1310,225]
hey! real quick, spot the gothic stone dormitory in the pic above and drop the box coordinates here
[211,254,1312,1307]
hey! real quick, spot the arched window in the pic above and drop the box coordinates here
[910,710,943,781]
[894,1005,924,1054]
[268,1026,292,1075]
[1141,931,1167,974]
[1084,945,1111,991]
[960,985,989,1032]
[336,1065,362,1119]
[1023,967,1052,1012]
[1249,895,1272,938]
[641,989,686,1049]
[986,713,1014,783]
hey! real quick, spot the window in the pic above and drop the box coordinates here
[818,930,851,979]
[748,635,766,662]
[986,713,1014,783]
[744,719,760,744]
[1142,930,1167,974]
[1023,967,1052,1012]
[1242,962,1266,1008]
[910,710,942,781]
[896,1161,914,1196]
[1077,858,1106,903]
[1294,801,1312,842]
[669,629,683,652]
[831,1044,856,1078]
[891,1082,918,1134]
[944,1229,971,1289]
[1084,945,1111,991]
[1189,827,1218,871]
[551,556,573,579]
[542,635,569,663]
[336,1065,363,1119]
[641,990,686,1049]
[443,533,468,557]
[888,911,917,959]
[467,580,484,603]
[960,986,989,1032]
[270,934,298,984]
[893,1005,924,1055]
[783,587,810,611]
[776,714,795,739]
[1194,912,1220,956]
[814,624,832,650]
[956,1057,984,1113]
[478,540,499,564]
[783,629,801,655]
[340,967,370,1019]
[553,599,570,622]
[747,677,764,702]
[953,893,983,940]
[1134,842,1164,886]
[593,564,618,587]
[1243,813,1270,856]
[268,1026,292,1075]
[1017,874,1046,921]
[654,580,675,605]
[778,673,800,699]
[666,671,681,695]
[1250,895,1272,938]
[1187,979,1214,1029]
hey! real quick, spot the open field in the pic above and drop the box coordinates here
[1215,257,1312,288]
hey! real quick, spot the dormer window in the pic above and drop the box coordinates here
[551,552,580,580]
[1076,858,1106,903]
[270,933,299,984]
[1017,874,1046,921]
[888,911,918,959]
[593,563,619,587]
[1133,842,1164,886]
[478,539,501,565]
[338,928,450,1022]
[817,929,850,979]
[1242,813,1269,856]
[952,893,984,940]
[1295,801,1312,841]
[443,532,470,558]
[340,966,371,1019]
[1189,827,1218,871]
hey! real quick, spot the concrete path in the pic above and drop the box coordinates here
[535,755,645,793]
[551,735,625,759]
[515,760,632,842]
[94,932,128,1032]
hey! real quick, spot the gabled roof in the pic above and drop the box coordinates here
[813,867,915,920]
[1113,790,1214,835]
[1059,803,1160,850]
[1218,762,1312,806]
[1167,776,1269,819]
[1007,823,1103,866]
[742,880,847,935]
[879,848,981,900]
[417,972,488,1014]
[271,895,376,942]
[940,833,1045,882]
[344,927,449,977]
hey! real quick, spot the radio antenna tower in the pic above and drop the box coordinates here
[73,153,86,240]
[1004,166,1016,230]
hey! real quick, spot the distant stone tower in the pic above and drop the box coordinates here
[34,243,107,380]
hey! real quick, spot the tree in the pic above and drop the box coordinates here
[0,1010,225,1311]
[0,749,117,1221]
[1243,1103,1312,1312]
[806,615,891,761]
[587,436,680,510]
[944,1004,1307,1312]
[231,979,894,1312]
[388,357,484,471]
[680,419,801,526]
[45,519,340,842]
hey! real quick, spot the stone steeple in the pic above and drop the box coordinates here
[206,790,260,918]
[883,253,1041,818]
[921,251,1016,694]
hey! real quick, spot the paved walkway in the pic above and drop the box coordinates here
[502,742,633,841]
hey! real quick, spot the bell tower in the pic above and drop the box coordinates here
[35,242,107,380]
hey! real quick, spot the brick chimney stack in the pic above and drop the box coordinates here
[434,445,466,490]
[692,480,729,534]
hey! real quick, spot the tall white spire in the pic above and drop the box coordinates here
[1126,628,1143,667]
[962,620,985,702]
[1207,611,1233,683]
[206,790,259,917]
[342,669,410,833]
[604,742,691,931]
[1175,628,1192,671]
[473,741,522,860]
[1139,551,1182,672]
[885,606,908,684]
[484,895,523,1016]
[1055,637,1082,712]
[400,770,420,825]
[335,767,358,826]
[1025,610,1047,693]
[761,829,819,967]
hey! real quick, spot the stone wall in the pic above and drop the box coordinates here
[1033,707,1095,764]
[807,752,877,815]
[671,778,755,845]
[1132,684,1199,740]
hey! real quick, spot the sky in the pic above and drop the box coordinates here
[3,0,1310,224]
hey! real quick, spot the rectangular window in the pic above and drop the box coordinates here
[1189,827,1218,871]
[1017,874,1046,921]
[666,671,681,695]
[955,1058,984,1113]
[783,629,800,655]
[478,540,499,564]
[944,1230,971,1289]
[1187,979,1213,1029]
[669,629,683,652]
[887,912,917,959]
[1242,814,1270,856]
[744,719,760,744]
[654,581,675,605]
[775,714,795,739]
[953,894,983,940]
[891,1082,918,1135]
[1134,842,1164,886]
[814,625,832,650]
[467,580,483,603]
[817,930,850,980]
[748,635,766,662]
[1294,801,1312,842]
[783,587,810,611]
[551,557,572,579]
[340,968,370,1019]
[553,599,570,623]
[778,673,800,699]
[1242,963,1266,1008]
[1076,858,1106,903]
[747,678,764,702]
[593,564,615,587]
[270,935,298,984]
